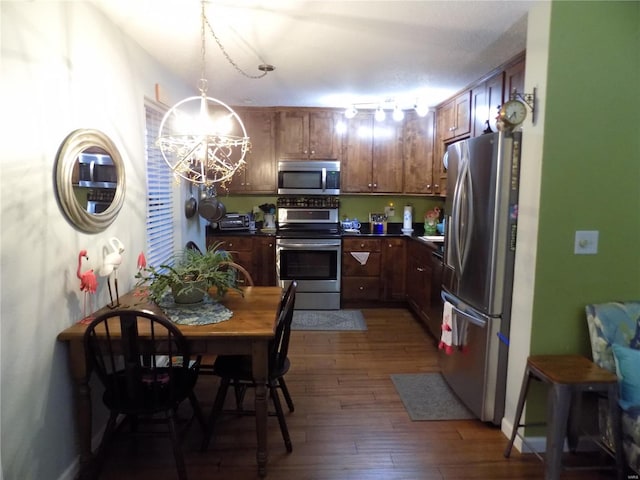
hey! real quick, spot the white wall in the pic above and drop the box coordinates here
[501,2,551,450]
[0,3,198,478]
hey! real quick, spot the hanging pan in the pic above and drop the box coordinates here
[198,187,226,222]
[184,183,197,219]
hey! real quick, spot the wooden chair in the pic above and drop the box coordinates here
[84,308,205,480]
[202,281,297,452]
[219,260,254,287]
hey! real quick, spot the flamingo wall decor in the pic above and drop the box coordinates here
[77,249,97,322]
[99,237,124,308]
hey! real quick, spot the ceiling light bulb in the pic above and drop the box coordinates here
[392,105,405,122]
[344,105,358,119]
[414,102,429,117]
[375,107,386,122]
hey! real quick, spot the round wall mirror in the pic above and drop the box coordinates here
[54,129,126,233]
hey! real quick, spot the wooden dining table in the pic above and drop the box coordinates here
[57,286,283,479]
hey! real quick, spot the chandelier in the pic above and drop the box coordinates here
[157,0,273,186]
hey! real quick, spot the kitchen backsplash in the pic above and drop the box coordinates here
[215,194,445,224]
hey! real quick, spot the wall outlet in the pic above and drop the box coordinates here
[574,230,599,255]
[384,206,395,217]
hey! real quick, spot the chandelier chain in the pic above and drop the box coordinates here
[203,13,267,80]
[200,0,207,88]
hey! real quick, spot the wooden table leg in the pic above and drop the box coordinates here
[68,340,94,479]
[252,340,269,477]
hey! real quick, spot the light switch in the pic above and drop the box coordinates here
[574,230,599,255]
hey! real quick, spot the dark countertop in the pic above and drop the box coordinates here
[206,223,444,253]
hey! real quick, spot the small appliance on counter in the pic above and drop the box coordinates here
[217,213,251,231]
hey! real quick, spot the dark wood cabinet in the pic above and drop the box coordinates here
[405,239,444,339]
[504,58,525,104]
[206,235,276,286]
[341,238,381,301]
[406,240,432,322]
[225,108,276,194]
[427,251,444,338]
[253,236,276,286]
[403,110,439,195]
[342,113,403,193]
[381,238,406,302]
[276,109,341,160]
[438,91,471,141]
[472,72,504,137]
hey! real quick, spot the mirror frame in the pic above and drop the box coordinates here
[54,129,126,233]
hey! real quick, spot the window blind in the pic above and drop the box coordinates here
[144,102,175,267]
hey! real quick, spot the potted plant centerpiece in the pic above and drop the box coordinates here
[135,242,244,304]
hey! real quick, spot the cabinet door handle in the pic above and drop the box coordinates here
[359,243,365,248]
[417,267,424,272]
[368,183,372,188]
[373,183,377,188]
[359,286,364,290]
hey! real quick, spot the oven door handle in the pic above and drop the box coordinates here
[277,242,341,249]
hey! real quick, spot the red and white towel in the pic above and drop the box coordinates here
[439,301,469,354]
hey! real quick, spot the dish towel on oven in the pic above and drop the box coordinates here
[350,252,370,265]
[439,301,469,354]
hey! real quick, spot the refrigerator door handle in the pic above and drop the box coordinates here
[459,158,474,272]
[450,149,465,273]
[441,290,491,328]
[450,145,474,275]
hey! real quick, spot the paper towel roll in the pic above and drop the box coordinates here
[403,205,412,230]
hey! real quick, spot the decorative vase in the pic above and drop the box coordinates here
[171,280,208,304]
[424,221,437,235]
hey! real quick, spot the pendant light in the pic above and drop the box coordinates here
[156,0,272,186]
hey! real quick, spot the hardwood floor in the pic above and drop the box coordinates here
[99,308,618,479]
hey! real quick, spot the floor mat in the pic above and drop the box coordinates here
[291,310,367,331]
[391,373,475,421]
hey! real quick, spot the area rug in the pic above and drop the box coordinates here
[291,310,367,331]
[391,373,475,421]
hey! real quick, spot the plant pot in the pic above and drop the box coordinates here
[171,280,207,304]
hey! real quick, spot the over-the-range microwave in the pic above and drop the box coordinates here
[277,160,340,196]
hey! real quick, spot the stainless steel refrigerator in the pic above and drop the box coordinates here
[440,130,522,425]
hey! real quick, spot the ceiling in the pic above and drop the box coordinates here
[92,0,535,111]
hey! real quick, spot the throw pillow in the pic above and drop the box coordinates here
[612,343,640,411]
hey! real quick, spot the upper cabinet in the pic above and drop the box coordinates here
[504,58,525,104]
[438,91,471,141]
[403,110,441,195]
[472,72,504,137]
[225,108,276,194]
[276,109,341,160]
[342,113,403,193]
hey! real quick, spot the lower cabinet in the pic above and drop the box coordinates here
[342,238,381,302]
[405,239,443,339]
[342,237,407,305]
[253,237,276,286]
[428,251,444,338]
[206,235,276,286]
[381,238,406,302]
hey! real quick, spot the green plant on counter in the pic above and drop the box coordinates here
[135,242,244,303]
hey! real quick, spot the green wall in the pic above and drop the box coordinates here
[216,194,444,225]
[531,0,640,356]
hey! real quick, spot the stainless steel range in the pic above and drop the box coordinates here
[276,198,341,310]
